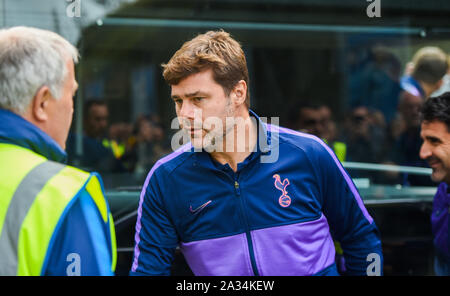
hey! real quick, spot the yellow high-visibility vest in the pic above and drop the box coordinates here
[322,139,347,162]
[332,141,347,163]
[102,139,125,159]
[0,143,117,275]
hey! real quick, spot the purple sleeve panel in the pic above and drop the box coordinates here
[251,214,335,275]
[180,233,254,276]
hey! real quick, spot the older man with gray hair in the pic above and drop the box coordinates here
[0,27,116,275]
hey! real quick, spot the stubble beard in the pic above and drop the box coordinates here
[201,99,235,152]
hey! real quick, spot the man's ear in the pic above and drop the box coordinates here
[31,86,52,122]
[231,80,247,107]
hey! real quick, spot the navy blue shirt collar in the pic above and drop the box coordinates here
[0,109,67,163]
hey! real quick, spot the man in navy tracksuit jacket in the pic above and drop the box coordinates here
[130,30,383,276]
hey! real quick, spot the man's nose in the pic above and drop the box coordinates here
[419,142,431,160]
[179,100,196,120]
[178,102,202,128]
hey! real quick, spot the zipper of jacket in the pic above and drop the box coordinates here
[234,179,260,276]
[214,168,260,276]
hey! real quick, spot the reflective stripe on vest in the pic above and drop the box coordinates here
[0,143,115,275]
[0,160,65,275]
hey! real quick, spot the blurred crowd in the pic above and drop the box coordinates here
[286,46,450,186]
[66,99,171,177]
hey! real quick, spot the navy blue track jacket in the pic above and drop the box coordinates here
[131,110,383,276]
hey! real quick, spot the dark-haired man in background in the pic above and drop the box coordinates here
[67,99,125,173]
[393,47,448,185]
[419,92,450,275]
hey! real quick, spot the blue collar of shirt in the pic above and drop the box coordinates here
[193,109,272,172]
[0,109,67,163]
[400,75,425,98]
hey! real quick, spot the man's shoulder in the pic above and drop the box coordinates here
[52,162,91,185]
[435,182,449,197]
[146,143,194,178]
[269,124,329,155]
[42,164,111,226]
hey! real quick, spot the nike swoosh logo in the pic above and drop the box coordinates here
[189,200,212,214]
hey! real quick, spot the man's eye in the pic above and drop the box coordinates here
[429,138,441,145]
[193,97,203,102]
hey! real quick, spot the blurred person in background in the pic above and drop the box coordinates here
[430,55,450,98]
[347,46,403,125]
[389,93,434,186]
[296,101,326,137]
[318,104,347,162]
[66,99,125,173]
[401,47,448,101]
[386,47,448,186]
[108,122,133,160]
[84,100,109,141]
[121,114,171,175]
[318,105,336,143]
[340,106,385,164]
[292,101,346,162]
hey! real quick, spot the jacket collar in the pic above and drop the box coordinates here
[0,109,67,163]
[193,109,272,172]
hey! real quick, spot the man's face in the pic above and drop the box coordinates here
[350,107,370,137]
[46,59,78,150]
[298,108,325,138]
[85,104,109,139]
[420,120,450,184]
[318,106,336,142]
[399,94,423,128]
[171,69,235,150]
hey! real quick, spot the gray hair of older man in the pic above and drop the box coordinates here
[0,26,79,114]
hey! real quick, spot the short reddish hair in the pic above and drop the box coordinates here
[162,30,250,107]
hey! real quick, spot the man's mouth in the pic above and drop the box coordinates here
[187,128,204,137]
[427,157,441,168]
